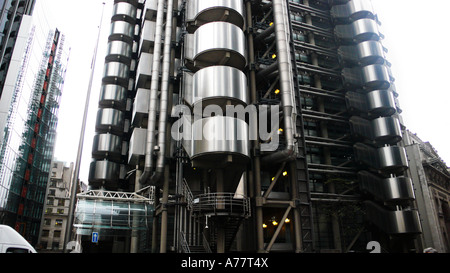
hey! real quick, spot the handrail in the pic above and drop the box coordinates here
[192,192,251,217]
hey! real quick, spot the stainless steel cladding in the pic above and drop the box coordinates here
[95,108,125,135]
[184,21,247,71]
[135,53,154,88]
[112,1,138,22]
[366,89,396,116]
[89,160,120,188]
[128,128,147,165]
[140,20,157,52]
[109,21,136,43]
[187,116,250,163]
[378,146,408,171]
[184,65,249,108]
[354,143,408,173]
[92,133,123,160]
[131,88,150,127]
[331,0,375,23]
[359,171,415,202]
[371,116,402,144]
[186,0,246,30]
[334,18,380,44]
[361,64,391,90]
[105,40,133,64]
[338,40,385,66]
[365,201,422,234]
[102,62,130,86]
[98,84,128,110]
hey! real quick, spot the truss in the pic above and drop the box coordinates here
[77,188,154,204]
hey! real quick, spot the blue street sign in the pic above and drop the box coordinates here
[92,232,99,243]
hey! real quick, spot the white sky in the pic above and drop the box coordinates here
[35,0,450,185]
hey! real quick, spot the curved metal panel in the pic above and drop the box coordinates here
[185,66,249,108]
[331,0,375,23]
[378,146,408,171]
[109,20,135,43]
[92,133,123,160]
[98,84,128,110]
[372,116,402,144]
[190,116,250,161]
[335,18,380,44]
[359,171,415,202]
[95,108,125,135]
[103,62,130,86]
[352,18,380,43]
[365,201,422,234]
[186,0,245,30]
[366,89,396,117]
[88,160,120,187]
[361,64,390,90]
[105,40,133,64]
[185,22,247,71]
[112,1,138,23]
[356,40,385,65]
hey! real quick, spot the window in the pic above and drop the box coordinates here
[53,230,61,238]
[57,208,64,214]
[55,219,63,227]
[44,218,51,225]
[6,247,30,253]
[41,230,50,237]
[57,199,65,206]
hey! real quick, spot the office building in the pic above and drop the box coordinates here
[37,161,74,252]
[0,0,36,93]
[0,11,69,245]
[79,0,424,253]
[405,131,450,252]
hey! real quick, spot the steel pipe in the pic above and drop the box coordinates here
[261,0,297,164]
[140,0,166,185]
[152,0,175,185]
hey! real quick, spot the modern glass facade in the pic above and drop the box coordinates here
[0,12,69,245]
[0,0,36,94]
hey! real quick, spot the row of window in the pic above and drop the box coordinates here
[43,218,64,227]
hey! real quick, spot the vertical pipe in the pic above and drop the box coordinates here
[261,0,297,164]
[289,162,302,252]
[152,0,176,184]
[160,164,170,253]
[63,2,105,252]
[140,0,166,185]
[130,167,141,253]
[246,0,264,253]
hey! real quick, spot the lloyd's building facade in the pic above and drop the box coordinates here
[77,0,424,253]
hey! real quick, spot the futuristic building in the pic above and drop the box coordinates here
[0,12,69,245]
[80,0,422,253]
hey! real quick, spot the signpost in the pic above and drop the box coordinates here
[92,232,99,243]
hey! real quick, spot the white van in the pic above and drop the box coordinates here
[0,225,36,253]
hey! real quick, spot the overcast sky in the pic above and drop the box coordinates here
[35,0,450,185]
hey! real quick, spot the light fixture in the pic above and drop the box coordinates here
[263,223,267,229]
[274,89,280,95]
[271,177,275,181]
[285,218,290,224]
[272,54,277,59]
[282,171,288,176]
[278,128,283,132]
[271,216,278,226]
